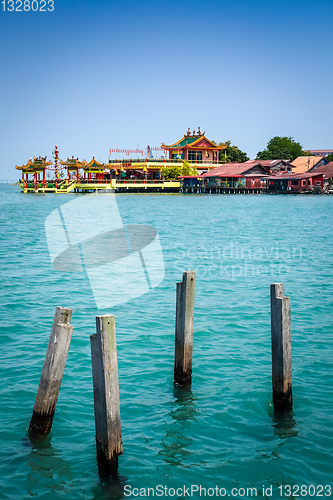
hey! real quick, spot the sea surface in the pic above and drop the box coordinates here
[0,184,332,500]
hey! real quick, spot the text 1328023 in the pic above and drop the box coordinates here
[1,0,54,11]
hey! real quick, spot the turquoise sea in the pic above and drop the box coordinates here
[0,184,332,500]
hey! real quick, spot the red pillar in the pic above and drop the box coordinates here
[43,169,45,184]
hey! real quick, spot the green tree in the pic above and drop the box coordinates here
[325,153,333,163]
[162,161,198,180]
[256,136,304,161]
[303,150,315,156]
[162,166,181,179]
[215,140,248,163]
[180,160,198,176]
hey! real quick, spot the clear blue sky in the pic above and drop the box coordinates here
[1,0,332,179]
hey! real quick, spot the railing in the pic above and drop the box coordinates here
[78,179,110,184]
[215,181,245,189]
[115,179,181,185]
[21,182,58,189]
[108,159,224,165]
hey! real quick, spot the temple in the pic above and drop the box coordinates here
[59,157,86,181]
[16,131,228,193]
[162,128,226,163]
[82,157,106,182]
[16,156,52,190]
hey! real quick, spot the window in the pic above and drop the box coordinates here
[188,151,202,162]
[291,180,299,185]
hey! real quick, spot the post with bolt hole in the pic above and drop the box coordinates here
[29,306,73,436]
[270,283,292,411]
[90,315,123,475]
[174,271,196,387]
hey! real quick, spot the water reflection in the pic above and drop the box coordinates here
[92,474,127,500]
[272,408,298,439]
[159,385,198,467]
[25,433,72,496]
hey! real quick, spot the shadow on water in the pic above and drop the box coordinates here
[24,433,73,496]
[92,473,127,500]
[271,408,298,440]
[25,433,128,500]
[159,385,198,467]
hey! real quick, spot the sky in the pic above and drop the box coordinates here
[0,0,332,179]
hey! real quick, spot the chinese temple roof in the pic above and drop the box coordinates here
[15,156,52,171]
[60,157,87,169]
[162,128,226,151]
[84,157,106,170]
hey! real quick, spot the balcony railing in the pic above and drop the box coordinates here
[108,158,223,165]
[115,179,178,184]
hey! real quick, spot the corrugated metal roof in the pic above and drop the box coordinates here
[218,174,244,178]
[266,172,324,180]
[244,159,284,166]
[202,163,250,177]
[202,162,269,177]
[178,175,203,178]
[309,161,333,179]
[243,174,269,177]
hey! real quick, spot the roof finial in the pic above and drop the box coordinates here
[187,127,191,136]
[198,127,201,135]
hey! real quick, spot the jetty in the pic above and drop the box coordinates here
[15,130,225,194]
[14,129,330,194]
[18,177,181,194]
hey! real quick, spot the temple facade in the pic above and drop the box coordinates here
[162,128,225,164]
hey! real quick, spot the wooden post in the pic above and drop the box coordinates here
[90,315,123,475]
[174,271,196,387]
[270,283,292,411]
[29,307,73,436]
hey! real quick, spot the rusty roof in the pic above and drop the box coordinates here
[178,175,203,178]
[244,159,289,167]
[202,162,269,177]
[266,172,324,180]
[309,161,333,179]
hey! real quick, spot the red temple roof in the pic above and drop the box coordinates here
[162,129,226,151]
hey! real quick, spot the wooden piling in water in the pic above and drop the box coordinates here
[90,315,123,475]
[270,283,292,411]
[29,306,73,436]
[174,271,196,387]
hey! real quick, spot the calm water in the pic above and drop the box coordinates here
[0,184,332,500]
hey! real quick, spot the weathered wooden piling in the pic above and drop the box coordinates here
[270,283,292,411]
[90,315,123,475]
[174,271,196,387]
[29,306,73,436]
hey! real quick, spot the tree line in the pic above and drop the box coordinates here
[162,136,332,179]
[216,136,333,163]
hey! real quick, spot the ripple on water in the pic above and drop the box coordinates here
[0,187,332,499]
